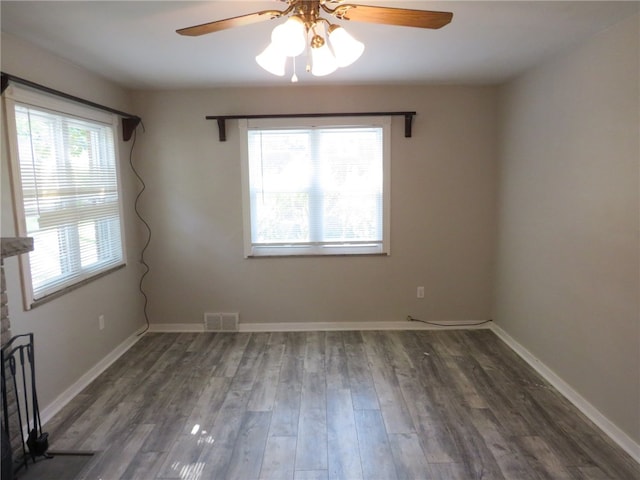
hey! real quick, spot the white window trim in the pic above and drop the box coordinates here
[239,116,391,258]
[3,84,127,309]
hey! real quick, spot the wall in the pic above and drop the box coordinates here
[1,33,146,409]
[131,84,498,327]
[494,14,639,445]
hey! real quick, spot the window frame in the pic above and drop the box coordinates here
[239,116,391,258]
[3,85,127,309]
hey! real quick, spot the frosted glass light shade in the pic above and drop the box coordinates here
[271,16,306,57]
[311,43,338,76]
[256,43,287,76]
[329,26,365,67]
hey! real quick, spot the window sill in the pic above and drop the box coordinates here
[29,263,126,310]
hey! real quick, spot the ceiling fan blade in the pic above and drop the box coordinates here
[177,9,286,36]
[329,4,453,29]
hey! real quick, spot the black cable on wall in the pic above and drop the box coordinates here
[128,125,152,335]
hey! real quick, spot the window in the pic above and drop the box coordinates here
[240,116,390,257]
[4,86,125,307]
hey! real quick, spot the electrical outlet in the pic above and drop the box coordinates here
[98,314,105,330]
[417,286,425,299]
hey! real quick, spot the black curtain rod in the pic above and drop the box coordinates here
[1,72,141,142]
[206,111,416,141]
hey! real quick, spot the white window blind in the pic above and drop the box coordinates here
[240,116,390,256]
[5,87,125,306]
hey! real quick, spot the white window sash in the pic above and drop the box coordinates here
[240,116,391,258]
[3,85,127,308]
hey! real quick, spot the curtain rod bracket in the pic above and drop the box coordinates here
[404,113,413,138]
[1,74,9,95]
[217,118,227,142]
[206,111,416,142]
[122,117,142,142]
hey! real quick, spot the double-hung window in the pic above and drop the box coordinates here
[4,86,125,308]
[240,116,390,257]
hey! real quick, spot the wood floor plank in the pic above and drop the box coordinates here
[388,432,431,480]
[427,462,469,480]
[395,365,459,464]
[294,470,328,480]
[248,365,281,412]
[567,465,611,480]
[100,333,174,383]
[120,451,167,480]
[183,376,231,435]
[326,388,363,480]
[78,401,142,451]
[259,435,297,480]
[231,332,270,391]
[344,331,380,410]
[51,377,134,450]
[324,331,350,390]
[431,387,506,480]
[212,332,251,378]
[225,411,271,480]
[304,331,325,374]
[76,423,154,480]
[295,371,328,471]
[354,408,398,480]
[198,332,237,374]
[283,332,307,358]
[262,335,286,369]
[467,407,537,480]
[516,435,575,479]
[197,389,252,479]
[363,332,415,434]
[452,350,535,437]
[269,381,302,437]
[156,432,207,479]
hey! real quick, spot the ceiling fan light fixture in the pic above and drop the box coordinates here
[177,2,453,82]
[271,15,306,57]
[328,25,365,68]
[310,40,338,77]
[255,43,287,76]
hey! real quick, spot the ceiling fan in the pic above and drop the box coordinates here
[177,0,453,80]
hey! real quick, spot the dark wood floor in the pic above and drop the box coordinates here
[40,329,638,479]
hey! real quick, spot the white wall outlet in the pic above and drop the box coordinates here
[417,286,425,299]
[98,314,105,330]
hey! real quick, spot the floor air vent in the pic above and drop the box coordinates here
[204,312,239,332]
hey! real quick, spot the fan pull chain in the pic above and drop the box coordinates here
[291,56,299,83]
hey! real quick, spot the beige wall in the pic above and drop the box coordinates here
[131,85,499,326]
[1,33,146,408]
[494,14,640,443]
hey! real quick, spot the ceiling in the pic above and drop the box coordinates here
[1,1,638,90]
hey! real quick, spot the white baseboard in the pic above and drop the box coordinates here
[39,327,145,428]
[491,323,640,464]
[147,323,205,332]
[148,319,493,333]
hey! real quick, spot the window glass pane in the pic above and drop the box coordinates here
[79,221,98,267]
[244,118,389,256]
[29,228,63,290]
[11,99,124,302]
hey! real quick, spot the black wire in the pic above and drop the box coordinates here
[408,316,493,327]
[128,124,152,336]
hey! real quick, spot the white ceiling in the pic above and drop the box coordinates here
[1,1,638,90]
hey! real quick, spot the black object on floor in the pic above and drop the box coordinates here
[14,451,96,480]
[2,333,50,474]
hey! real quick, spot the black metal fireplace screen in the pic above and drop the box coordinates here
[1,333,49,476]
